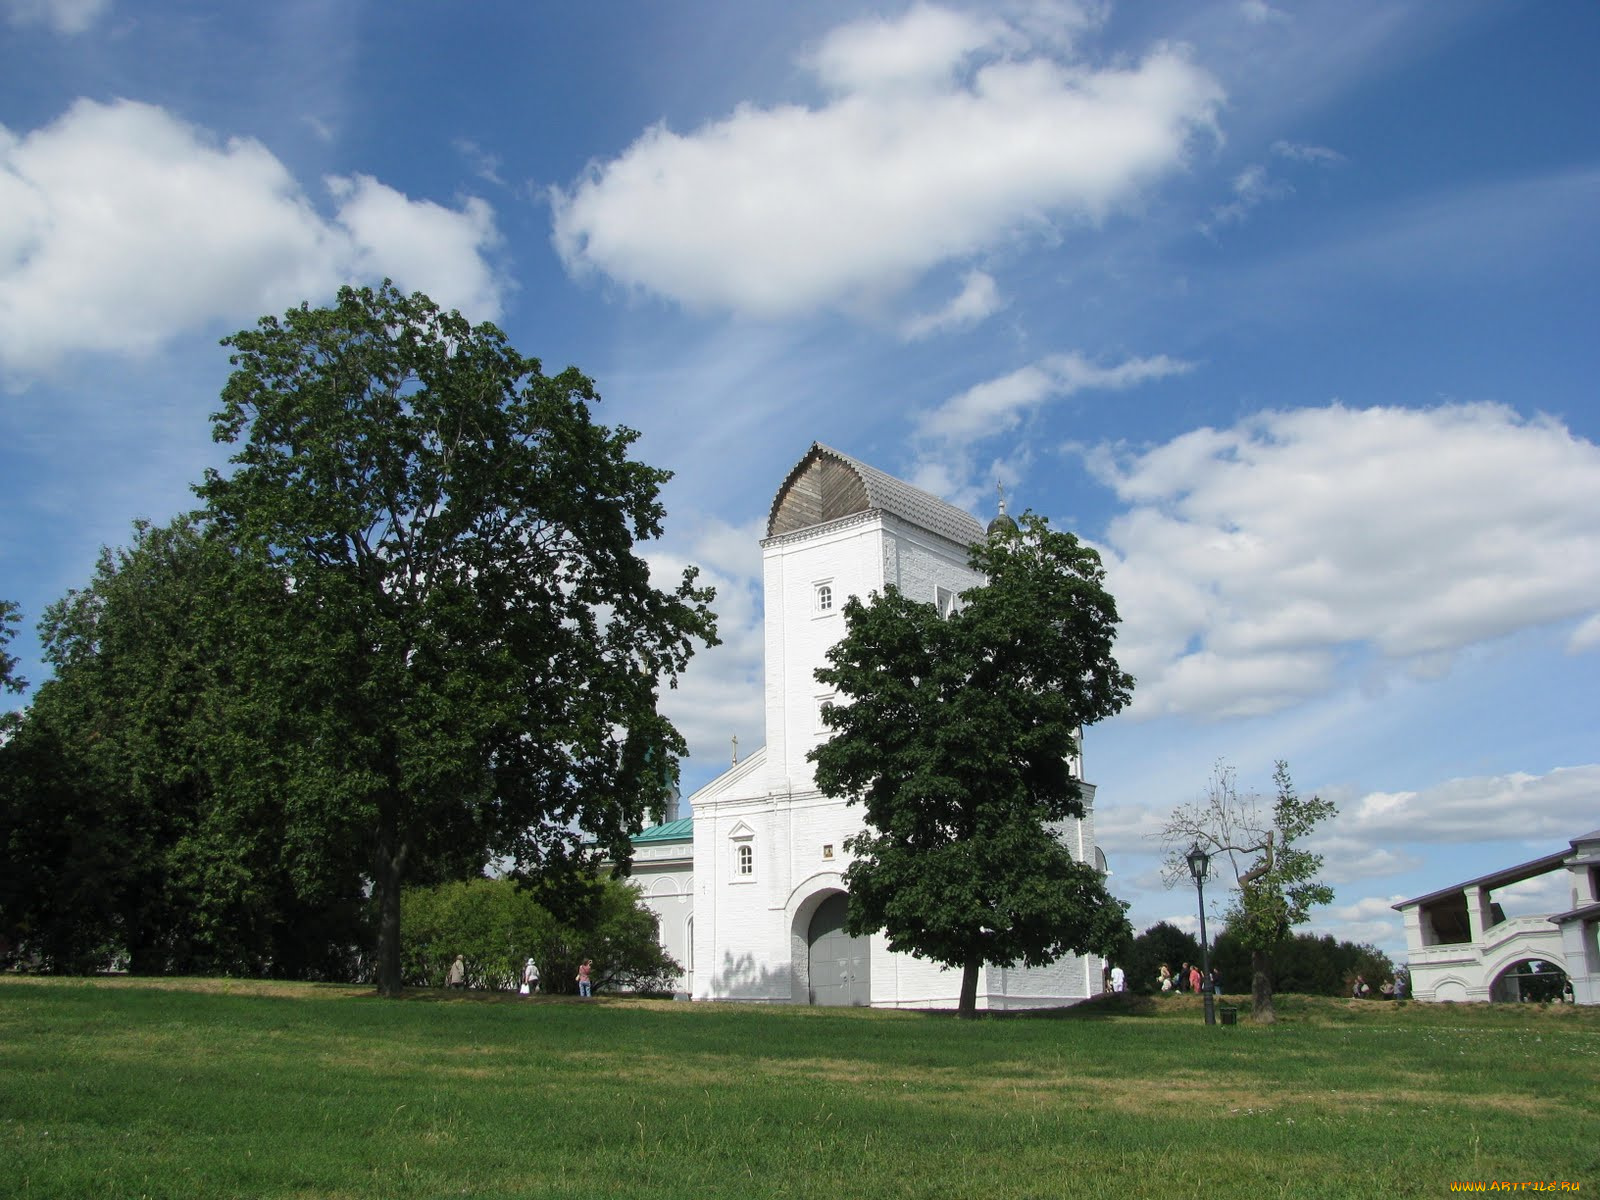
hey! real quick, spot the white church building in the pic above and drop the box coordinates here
[623,443,1109,1009]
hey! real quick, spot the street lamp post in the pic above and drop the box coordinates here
[1186,842,1216,1026]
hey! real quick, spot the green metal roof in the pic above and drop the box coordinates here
[632,817,693,844]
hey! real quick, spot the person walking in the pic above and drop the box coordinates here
[1158,964,1173,993]
[1188,963,1202,994]
[447,955,466,989]
[577,959,593,999]
[1110,964,1125,993]
[522,957,539,997]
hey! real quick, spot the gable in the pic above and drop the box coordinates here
[767,443,985,548]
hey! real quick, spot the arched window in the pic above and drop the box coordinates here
[817,696,836,733]
[737,843,754,876]
[815,583,834,613]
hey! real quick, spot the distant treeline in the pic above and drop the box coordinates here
[1125,920,1396,996]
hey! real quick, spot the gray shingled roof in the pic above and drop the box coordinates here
[766,442,986,547]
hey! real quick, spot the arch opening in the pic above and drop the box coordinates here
[1490,957,1569,1003]
[806,892,870,1006]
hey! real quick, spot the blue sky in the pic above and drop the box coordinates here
[3,0,1597,963]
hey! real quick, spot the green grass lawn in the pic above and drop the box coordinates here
[1,978,1595,1199]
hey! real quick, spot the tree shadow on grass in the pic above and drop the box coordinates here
[894,993,1160,1021]
[1003,992,1161,1020]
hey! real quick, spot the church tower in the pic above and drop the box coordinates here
[760,444,986,795]
[679,444,1105,1008]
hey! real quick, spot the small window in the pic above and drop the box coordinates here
[817,697,836,733]
[737,844,754,876]
[935,586,958,618]
[816,583,834,613]
[822,844,835,860]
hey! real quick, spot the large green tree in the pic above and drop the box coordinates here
[196,282,717,996]
[0,517,368,975]
[1162,760,1336,1023]
[810,513,1134,1018]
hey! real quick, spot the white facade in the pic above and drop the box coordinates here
[1395,829,1600,1004]
[629,444,1105,1009]
[626,818,694,994]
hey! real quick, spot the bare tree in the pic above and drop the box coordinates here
[1161,761,1335,1024]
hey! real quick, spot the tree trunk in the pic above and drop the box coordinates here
[373,818,407,998]
[1251,948,1275,1024]
[957,954,981,1020]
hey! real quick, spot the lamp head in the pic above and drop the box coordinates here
[1185,842,1210,884]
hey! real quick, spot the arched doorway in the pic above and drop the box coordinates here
[1491,958,1569,1003]
[807,892,869,1006]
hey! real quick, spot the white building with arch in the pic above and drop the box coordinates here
[627,443,1107,1008]
[1395,829,1600,1004]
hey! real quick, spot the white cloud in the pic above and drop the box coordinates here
[1491,871,1573,918]
[900,270,1002,340]
[1328,894,1407,925]
[1196,139,1344,236]
[920,352,1193,444]
[1271,139,1345,166]
[453,137,504,186]
[4,0,106,34]
[327,174,504,319]
[0,98,505,376]
[1202,162,1290,232]
[1237,0,1288,25]
[551,5,1222,318]
[1567,613,1600,654]
[807,4,1002,95]
[1339,765,1600,848]
[1093,403,1600,718]
[906,351,1191,512]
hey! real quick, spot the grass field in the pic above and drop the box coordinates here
[1,977,1595,1199]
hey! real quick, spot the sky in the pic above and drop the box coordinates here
[2,0,1597,966]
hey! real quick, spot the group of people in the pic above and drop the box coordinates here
[1100,961,1224,996]
[1156,961,1222,996]
[444,954,593,997]
[1352,973,1407,1000]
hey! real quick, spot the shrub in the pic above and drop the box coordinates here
[400,875,679,994]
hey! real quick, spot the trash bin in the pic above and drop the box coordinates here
[1219,1005,1238,1026]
